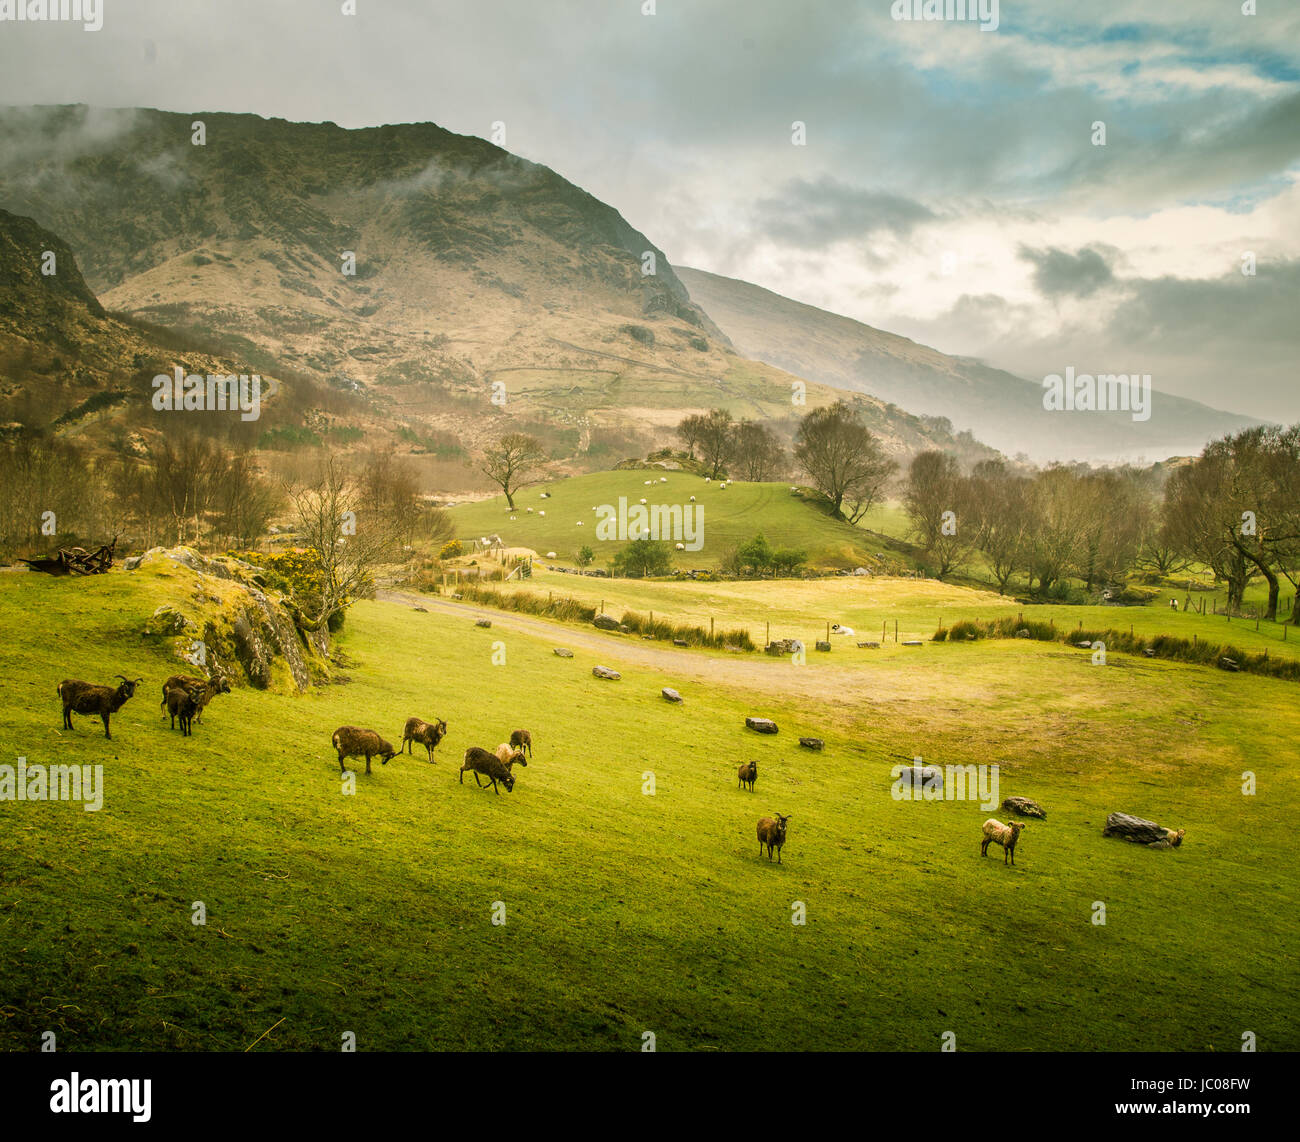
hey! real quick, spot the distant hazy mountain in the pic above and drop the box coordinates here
[675,266,1260,463]
[0,105,996,467]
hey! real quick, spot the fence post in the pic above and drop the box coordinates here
[710,616,715,637]
[766,621,770,647]
[882,621,887,643]
[894,619,898,642]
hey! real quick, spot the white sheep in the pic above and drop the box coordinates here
[639,498,647,505]
[675,542,685,551]
[546,551,557,558]
[539,510,546,516]
[981,819,1025,866]
[689,495,696,502]
[527,507,534,513]
[830,624,855,636]
[660,477,667,483]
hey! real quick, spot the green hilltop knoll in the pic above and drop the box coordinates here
[448,468,903,570]
[0,105,997,466]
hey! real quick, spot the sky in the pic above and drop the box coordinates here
[1,0,1298,422]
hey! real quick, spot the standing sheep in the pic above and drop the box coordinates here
[737,761,758,792]
[509,728,533,758]
[57,675,142,739]
[493,743,528,771]
[402,716,447,762]
[460,746,515,794]
[331,727,397,775]
[981,818,1025,866]
[163,684,201,736]
[756,813,791,862]
[160,675,230,724]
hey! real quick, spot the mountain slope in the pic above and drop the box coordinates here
[0,105,997,467]
[675,266,1260,463]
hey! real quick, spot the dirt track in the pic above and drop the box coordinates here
[375,587,962,710]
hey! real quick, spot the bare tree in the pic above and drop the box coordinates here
[287,455,405,631]
[904,450,972,580]
[676,413,707,459]
[794,401,896,523]
[695,408,735,479]
[733,420,786,482]
[481,433,548,509]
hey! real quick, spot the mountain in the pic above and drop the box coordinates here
[0,206,305,448]
[0,105,996,470]
[674,266,1261,464]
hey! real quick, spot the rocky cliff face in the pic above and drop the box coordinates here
[132,546,329,691]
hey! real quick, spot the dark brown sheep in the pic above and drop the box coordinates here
[160,674,230,724]
[163,685,200,736]
[332,726,397,775]
[738,760,758,792]
[57,675,141,739]
[509,729,533,758]
[460,746,515,794]
[402,716,447,762]
[757,813,791,862]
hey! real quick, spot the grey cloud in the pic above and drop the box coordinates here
[752,177,937,249]
[1019,244,1117,297]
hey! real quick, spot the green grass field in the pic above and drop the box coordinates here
[450,471,887,569]
[1,565,1297,1051]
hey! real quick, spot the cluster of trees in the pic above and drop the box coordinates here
[902,425,1300,621]
[725,533,808,578]
[677,401,896,521]
[676,410,786,481]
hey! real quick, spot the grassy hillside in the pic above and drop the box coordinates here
[448,470,898,570]
[0,566,1296,1051]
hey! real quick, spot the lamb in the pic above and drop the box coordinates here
[756,813,791,862]
[163,684,200,736]
[737,760,758,792]
[331,726,397,774]
[508,728,533,758]
[160,674,230,724]
[460,746,515,794]
[493,743,529,770]
[402,716,447,762]
[57,675,142,739]
[981,818,1025,865]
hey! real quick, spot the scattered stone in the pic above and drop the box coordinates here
[1002,796,1047,819]
[799,737,824,750]
[592,665,621,680]
[673,639,688,647]
[1075,640,1093,648]
[1015,628,1031,638]
[124,555,143,571]
[593,614,621,631]
[413,606,428,613]
[896,765,943,791]
[859,641,880,649]
[661,687,683,703]
[451,593,463,600]
[1143,648,1156,657]
[1219,656,1240,672]
[746,717,779,734]
[553,648,574,657]
[901,640,923,647]
[475,619,492,628]
[1103,812,1185,848]
[815,640,831,652]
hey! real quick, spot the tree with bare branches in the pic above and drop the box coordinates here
[481,433,548,509]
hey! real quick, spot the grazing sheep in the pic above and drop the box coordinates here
[160,674,230,724]
[331,726,397,774]
[509,728,533,758]
[460,746,515,794]
[402,716,447,762]
[57,675,142,739]
[1169,598,1178,610]
[981,818,1025,865]
[738,760,758,792]
[163,684,200,736]
[757,813,791,862]
[493,743,529,770]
